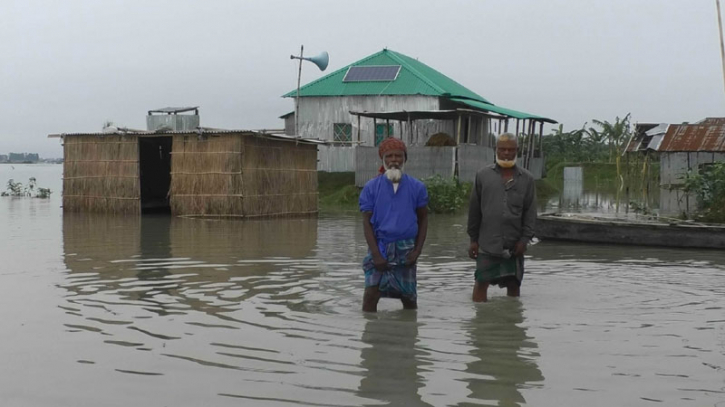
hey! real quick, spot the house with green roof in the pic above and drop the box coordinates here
[282,48,555,179]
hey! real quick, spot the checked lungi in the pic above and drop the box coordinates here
[475,253,525,287]
[363,238,417,301]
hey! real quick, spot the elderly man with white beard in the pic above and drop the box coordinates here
[359,137,429,312]
[467,133,537,302]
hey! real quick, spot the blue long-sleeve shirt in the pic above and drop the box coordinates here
[359,174,428,248]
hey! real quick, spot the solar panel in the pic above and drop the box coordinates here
[343,65,401,82]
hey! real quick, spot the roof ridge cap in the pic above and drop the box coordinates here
[386,50,447,95]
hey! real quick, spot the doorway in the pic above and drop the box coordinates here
[139,136,172,214]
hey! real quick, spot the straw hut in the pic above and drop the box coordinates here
[54,129,322,217]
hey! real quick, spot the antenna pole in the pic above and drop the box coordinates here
[717,0,725,99]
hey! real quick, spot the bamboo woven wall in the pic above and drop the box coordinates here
[169,132,318,217]
[63,135,141,214]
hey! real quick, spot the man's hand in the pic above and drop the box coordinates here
[405,249,421,265]
[513,241,527,257]
[372,254,389,271]
[468,242,479,259]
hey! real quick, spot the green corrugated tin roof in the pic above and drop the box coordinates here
[450,97,557,124]
[283,49,489,102]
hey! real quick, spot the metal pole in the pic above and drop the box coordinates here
[295,45,304,138]
[717,0,725,99]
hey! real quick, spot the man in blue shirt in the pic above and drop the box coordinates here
[359,138,429,312]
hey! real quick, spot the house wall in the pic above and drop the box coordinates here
[297,95,445,145]
[62,134,141,214]
[659,151,725,215]
[284,116,294,135]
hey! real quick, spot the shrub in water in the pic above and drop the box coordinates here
[422,175,471,214]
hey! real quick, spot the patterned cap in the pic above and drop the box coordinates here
[378,137,407,159]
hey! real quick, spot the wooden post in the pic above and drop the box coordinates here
[539,121,544,155]
[504,119,509,133]
[386,119,390,137]
[467,115,472,144]
[373,118,377,146]
[528,120,535,169]
[520,120,526,167]
[456,114,462,144]
[357,115,361,143]
[294,45,303,138]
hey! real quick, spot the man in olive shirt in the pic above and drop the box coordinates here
[467,133,536,302]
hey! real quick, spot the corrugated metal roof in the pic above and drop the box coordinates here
[283,49,489,102]
[47,129,326,145]
[659,124,725,152]
[450,97,557,123]
[696,117,725,125]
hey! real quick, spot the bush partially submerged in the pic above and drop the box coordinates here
[1,178,52,199]
[682,162,725,223]
[422,175,471,214]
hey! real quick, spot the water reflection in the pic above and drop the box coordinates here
[544,166,659,214]
[61,212,320,340]
[358,312,431,406]
[461,301,543,407]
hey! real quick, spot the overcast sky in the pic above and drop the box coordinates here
[2,0,724,158]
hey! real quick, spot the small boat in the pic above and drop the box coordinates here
[535,213,725,249]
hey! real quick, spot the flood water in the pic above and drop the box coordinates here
[1,164,724,406]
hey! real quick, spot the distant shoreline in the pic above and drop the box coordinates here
[0,162,62,164]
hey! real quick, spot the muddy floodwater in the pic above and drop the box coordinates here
[1,164,724,406]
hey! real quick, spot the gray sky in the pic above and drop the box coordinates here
[2,0,724,158]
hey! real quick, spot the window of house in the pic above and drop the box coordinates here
[375,124,394,146]
[333,123,352,143]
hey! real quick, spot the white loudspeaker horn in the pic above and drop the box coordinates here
[302,51,329,71]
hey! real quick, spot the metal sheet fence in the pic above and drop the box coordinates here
[355,146,455,187]
[354,145,542,187]
[658,151,725,215]
[458,145,495,183]
[317,145,355,172]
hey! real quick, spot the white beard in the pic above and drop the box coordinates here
[383,162,404,183]
[496,156,517,169]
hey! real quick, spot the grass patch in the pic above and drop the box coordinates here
[318,172,359,210]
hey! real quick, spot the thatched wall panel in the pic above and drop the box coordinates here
[167,133,317,217]
[64,161,138,179]
[62,135,140,214]
[63,196,140,214]
[170,196,244,217]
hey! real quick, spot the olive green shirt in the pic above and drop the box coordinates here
[467,164,537,256]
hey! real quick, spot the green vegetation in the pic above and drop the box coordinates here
[318,172,473,214]
[318,172,359,210]
[541,114,664,212]
[543,114,632,170]
[1,177,52,198]
[421,175,471,214]
[681,162,725,223]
